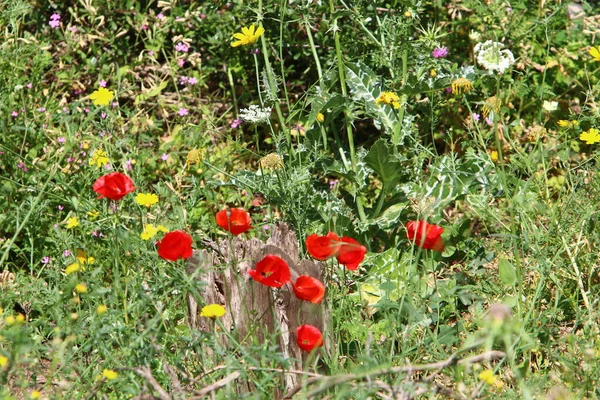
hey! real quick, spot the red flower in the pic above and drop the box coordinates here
[293,276,325,304]
[157,230,193,261]
[92,172,136,201]
[215,208,252,235]
[306,232,341,260]
[248,255,291,288]
[296,324,323,352]
[336,237,367,270]
[405,220,444,252]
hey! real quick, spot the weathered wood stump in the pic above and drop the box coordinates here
[186,223,328,393]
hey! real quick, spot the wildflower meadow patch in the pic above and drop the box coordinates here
[1,0,600,398]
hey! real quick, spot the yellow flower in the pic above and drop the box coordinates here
[16,314,25,323]
[490,150,499,161]
[102,369,119,380]
[375,91,401,109]
[231,24,265,47]
[316,112,325,123]
[70,312,78,320]
[75,283,87,293]
[157,225,169,232]
[66,217,80,229]
[430,69,437,77]
[580,128,600,144]
[30,390,42,399]
[97,304,108,314]
[478,369,503,388]
[482,96,501,117]
[87,210,100,219]
[186,148,202,165]
[0,356,8,367]
[65,262,82,275]
[5,315,15,325]
[89,149,110,169]
[200,304,226,318]
[135,193,159,207]
[557,120,579,128]
[259,153,284,171]
[90,87,114,106]
[589,46,600,62]
[140,224,160,241]
[65,255,94,275]
[451,77,474,94]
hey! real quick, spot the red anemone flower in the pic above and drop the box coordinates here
[296,324,323,352]
[215,208,252,235]
[157,230,193,261]
[405,220,445,252]
[306,232,341,260]
[92,172,136,201]
[248,255,291,288]
[293,276,326,304]
[336,237,367,270]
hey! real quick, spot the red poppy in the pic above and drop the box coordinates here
[296,324,323,352]
[293,276,326,304]
[248,255,291,288]
[157,230,193,261]
[305,232,341,260]
[215,208,252,235]
[405,220,445,252]
[92,172,136,201]
[336,237,367,270]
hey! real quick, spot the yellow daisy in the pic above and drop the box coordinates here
[231,24,265,47]
[135,193,159,207]
[89,149,110,169]
[89,87,114,106]
[66,217,80,229]
[589,46,600,62]
[580,128,600,144]
[200,304,226,318]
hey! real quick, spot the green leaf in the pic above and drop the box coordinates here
[364,139,402,189]
[134,80,168,105]
[498,259,517,285]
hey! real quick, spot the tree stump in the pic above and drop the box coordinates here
[186,223,328,393]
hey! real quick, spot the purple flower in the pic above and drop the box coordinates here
[485,117,493,126]
[432,47,449,58]
[58,205,64,211]
[177,108,189,116]
[99,80,107,87]
[124,159,133,171]
[50,14,61,21]
[41,256,51,264]
[101,112,107,119]
[26,83,33,89]
[38,107,46,112]
[57,137,66,143]
[112,101,118,108]
[179,76,189,85]
[141,25,149,30]
[17,162,28,172]
[175,42,189,52]
[49,19,61,28]
[329,180,339,189]
[63,250,71,257]
[157,13,165,20]
[161,153,169,161]
[230,119,243,128]
[177,59,185,67]
[68,26,78,33]
[11,111,18,117]
[472,113,480,122]
[148,51,155,56]
[188,77,197,85]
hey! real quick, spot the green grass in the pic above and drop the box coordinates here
[1,0,600,398]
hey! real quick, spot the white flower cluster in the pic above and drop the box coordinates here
[239,105,272,124]
[474,40,515,74]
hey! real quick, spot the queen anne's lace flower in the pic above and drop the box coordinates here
[239,105,272,124]
[474,40,515,74]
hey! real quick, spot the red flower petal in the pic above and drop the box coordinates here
[293,276,325,304]
[306,232,341,260]
[296,324,323,352]
[336,237,367,270]
[157,230,193,261]
[405,220,445,252]
[248,255,291,288]
[215,208,252,235]
[92,172,136,201]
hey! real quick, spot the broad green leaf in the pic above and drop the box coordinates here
[498,259,517,285]
[364,139,402,189]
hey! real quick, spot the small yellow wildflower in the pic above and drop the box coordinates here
[66,217,80,229]
[71,312,79,321]
[482,96,501,117]
[259,153,284,171]
[557,120,579,128]
[89,149,110,169]
[75,283,87,293]
[89,87,114,106]
[30,390,42,399]
[135,193,159,207]
[580,128,600,144]
[87,210,100,219]
[102,369,119,380]
[316,112,325,123]
[140,224,160,241]
[97,304,108,314]
[375,91,401,109]
[478,369,503,388]
[157,225,169,232]
[186,148,202,165]
[65,255,94,275]
[490,150,499,161]
[4,315,15,325]
[0,356,8,367]
[404,11,412,18]
[589,46,600,62]
[200,304,226,318]
[430,69,437,77]
[16,314,25,323]
[231,24,265,47]
[65,262,82,275]
[451,78,474,94]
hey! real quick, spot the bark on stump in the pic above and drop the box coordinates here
[186,223,327,394]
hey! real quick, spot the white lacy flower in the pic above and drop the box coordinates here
[239,105,272,124]
[474,40,515,74]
